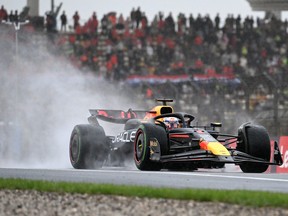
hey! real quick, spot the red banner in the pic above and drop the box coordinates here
[126,74,190,84]
[276,136,288,173]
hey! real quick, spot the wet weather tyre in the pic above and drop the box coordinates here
[237,123,271,173]
[134,123,168,171]
[69,124,109,169]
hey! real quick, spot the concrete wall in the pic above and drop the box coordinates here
[27,0,39,16]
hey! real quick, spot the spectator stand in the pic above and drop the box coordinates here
[2,4,288,136]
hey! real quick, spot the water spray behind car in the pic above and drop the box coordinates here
[0,27,139,168]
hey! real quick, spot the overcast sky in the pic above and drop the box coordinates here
[2,0,267,22]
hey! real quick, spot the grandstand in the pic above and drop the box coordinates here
[1,1,288,136]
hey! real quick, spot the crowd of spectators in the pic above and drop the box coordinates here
[0,5,20,24]
[1,4,288,133]
[55,8,288,133]
[61,9,287,80]
[57,9,288,109]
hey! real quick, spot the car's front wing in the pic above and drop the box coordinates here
[152,141,283,166]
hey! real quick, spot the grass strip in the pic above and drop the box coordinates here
[0,178,287,208]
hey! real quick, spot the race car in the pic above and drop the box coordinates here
[69,99,283,173]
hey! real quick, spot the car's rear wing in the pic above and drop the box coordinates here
[89,109,156,124]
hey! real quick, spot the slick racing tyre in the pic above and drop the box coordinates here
[237,123,271,173]
[134,123,168,171]
[69,124,109,169]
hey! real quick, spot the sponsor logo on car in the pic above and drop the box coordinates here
[150,140,158,147]
[112,130,136,143]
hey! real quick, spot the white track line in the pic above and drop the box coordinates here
[71,169,288,183]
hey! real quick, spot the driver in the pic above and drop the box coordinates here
[163,117,180,130]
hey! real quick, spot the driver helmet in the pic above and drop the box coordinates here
[164,117,179,130]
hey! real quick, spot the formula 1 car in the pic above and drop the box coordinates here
[69,99,283,173]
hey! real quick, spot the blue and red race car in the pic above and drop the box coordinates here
[69,99,283,172]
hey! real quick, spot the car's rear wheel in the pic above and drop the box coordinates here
[69,124,109,169]
[237,123,271,173]
[134,124,168,171]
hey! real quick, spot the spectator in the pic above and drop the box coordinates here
[87,12,98,34]
[0,5,8,22]
[158,12,165,33]
[45,11,55,32]
[141,12,148,31]
[214,13,220,30]
[73,11,80,30]
[235,14,241,32]
[177,13,187,35]
[116,13,125,34]
[60,11,67,32]
[8,10,14,22]
[130,8,136,28]
[165,12,175,34]
[189,14,194,29]
[14,10,19,24]
[135,7,142,28]
[101,14,108,32]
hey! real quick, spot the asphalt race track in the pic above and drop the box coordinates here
[1,167,288,193]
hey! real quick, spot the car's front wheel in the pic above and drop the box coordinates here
[237,123,271,173]
[134,123,168,171]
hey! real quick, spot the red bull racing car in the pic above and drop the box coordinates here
[69,99,283,173]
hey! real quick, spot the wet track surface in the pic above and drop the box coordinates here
[1,167,288,193]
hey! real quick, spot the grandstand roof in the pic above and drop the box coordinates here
[248,0,288,11]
